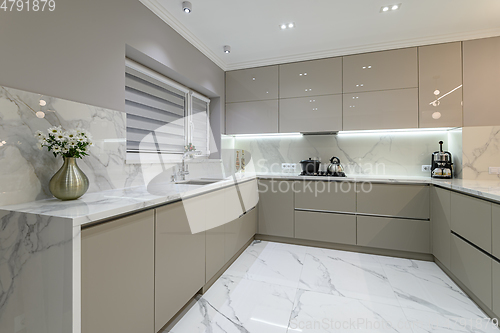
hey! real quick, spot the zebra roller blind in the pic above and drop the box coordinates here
[191,94,209,156]
[125,64,188,155]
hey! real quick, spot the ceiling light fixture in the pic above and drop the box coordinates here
[280,22,295,30]
[223,45,231,54]
[182,1,192,13]
[381,3,401,12]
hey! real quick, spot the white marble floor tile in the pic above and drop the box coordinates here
[298,251,400,306]
[223,241,307,289]
[169,275,297,333]
[288,289,413,332]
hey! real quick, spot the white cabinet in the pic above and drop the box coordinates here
[343,48,418,93]
[343,88,418,131]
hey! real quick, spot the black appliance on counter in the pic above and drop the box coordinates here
[431,141,453,179]
[299,157,346,177]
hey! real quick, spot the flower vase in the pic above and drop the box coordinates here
[49,157,89,200]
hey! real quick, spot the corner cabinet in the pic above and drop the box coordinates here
[82,211,155,333]
[431,186,452,268]
[258,180,294,237]
[418,42,463,128]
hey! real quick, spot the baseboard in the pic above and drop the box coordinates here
[434,257,500,321]
[255,234,434,261]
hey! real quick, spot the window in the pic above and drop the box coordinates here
[125,59,210,163]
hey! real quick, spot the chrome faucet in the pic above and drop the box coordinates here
[171,155,190,182]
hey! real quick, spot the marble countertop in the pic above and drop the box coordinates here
[2,173,500,227]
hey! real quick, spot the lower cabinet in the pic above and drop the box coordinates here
[225,207,257,262]
[431,186,451,268]
[357,216,430,253]
[258,180,294,237]
[295,210,356,245]
[450,234,492,308]
[206,224,226,283]
[493,204,500,258]
[82,210,155,333]
[155,201,206,332]
[493,260,500,317]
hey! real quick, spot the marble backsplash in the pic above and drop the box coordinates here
[223,129,463,178]
[0,86,224,206]
[462,126,500,180]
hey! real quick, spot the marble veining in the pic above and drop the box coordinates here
[463,126,500,180]
[166,241,499,333]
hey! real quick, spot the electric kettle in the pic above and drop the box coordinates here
[327,157,346,176]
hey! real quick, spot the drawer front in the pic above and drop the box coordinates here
[493,260,500,317]
[279,57,342,98]
[451,192,492,253]
[357,184,429,219]
[279,94,342,133]
[343,89,418,131]
[343,47,418,93]
[295,181,356,213]
[357,215,430,253]
[493,204,500,258]
[226,100,279,134]
[226,66,278,103]
[450,234,492,308]
[295,211,356,245]
[431,186,451,268]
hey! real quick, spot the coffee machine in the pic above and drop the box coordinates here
[431,141,453,179]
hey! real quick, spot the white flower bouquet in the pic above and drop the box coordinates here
[35,126,93,159]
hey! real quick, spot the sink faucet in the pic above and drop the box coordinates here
[172,154,190,182]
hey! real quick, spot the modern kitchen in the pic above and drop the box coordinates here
[1,1,500,332]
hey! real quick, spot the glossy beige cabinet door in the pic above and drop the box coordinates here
[206,225,226,283]
[226,66,278,103]
[225,207,257,261]
[419,42,463,128]
[357,216,430,253]
[258,180,294,237]
[295,210,356,245]
[279,95,342,133]
[279,57,342,98]
[356,184,429,219]
[450,192,492,253]
[431,187,452,268]
[451,235,492,308]
[82,211,155,333]
[295,180,356,212]
[493,260,500,317]
[343,88,418,131]
[493,204,500,258]
[463,36,500,126]
[343,48,418,93]
[226,100,278,134]
[155,201,206,331]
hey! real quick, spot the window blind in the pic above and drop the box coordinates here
[190,95,210,156]
[125,66,187,155]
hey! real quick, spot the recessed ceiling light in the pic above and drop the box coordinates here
[280,22,295,30]
[280,24,287,30]
[392,4,399,10]
[382,6,389,11]
[182,1,192,13]
[288,23,294,28]
[381,3,401,12]
[223,45,231,54]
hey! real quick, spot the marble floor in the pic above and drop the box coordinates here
[166,241,499,333]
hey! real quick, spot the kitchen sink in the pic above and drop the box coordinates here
[176,178,224,185]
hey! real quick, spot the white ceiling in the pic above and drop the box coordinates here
[140,0,500,71]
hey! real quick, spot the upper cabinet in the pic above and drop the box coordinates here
[419,42,463,128]
[279,57,342,98]
[226,66,278,103]
[343,48,418,93]
[226,100,278,134]
[463,36,500,126]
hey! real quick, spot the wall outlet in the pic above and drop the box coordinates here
[15,314,25,332]
[422,165,432,172]
[489,167,500,175]
[281,163,296,173]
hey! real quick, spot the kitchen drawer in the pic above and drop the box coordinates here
[226,66,278,103]
[431,186,451,268]
[493,204,500,258]
[493,260,500,317]
[356,184,429,219]
[419,42,463,128]
[295,210,356,245]
[343,88,418,131]
[294,180,356,213]
[343,47,418,93]
[279,94,342,133]
[451,234,492,308]
[451,192,492,253]
[357,215,430,253]
[226,100,278,134]
[279,57,342,98]
[258,180,294,238]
